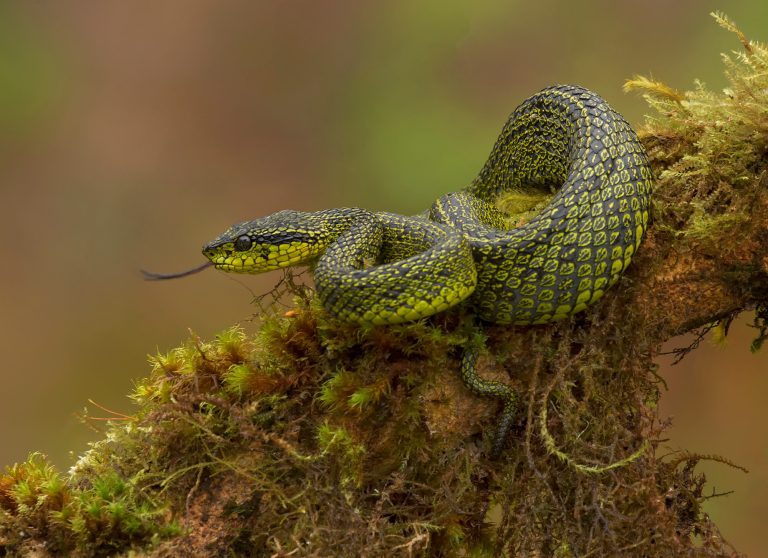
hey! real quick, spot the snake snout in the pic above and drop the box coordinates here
[202,244,228,258]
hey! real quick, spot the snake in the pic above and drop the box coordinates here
[148,85,653,457]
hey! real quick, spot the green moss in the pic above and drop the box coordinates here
[625,12,768,256]
[0,453,180,556]
[495,189,554,227]
[316,422,366,488]
[0,267,743,556]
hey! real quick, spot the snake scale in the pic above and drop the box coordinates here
[196,85,653,456]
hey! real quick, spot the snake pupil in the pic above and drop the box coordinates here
[234,235,252,251]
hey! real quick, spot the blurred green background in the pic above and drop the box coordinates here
[1,1,765,553]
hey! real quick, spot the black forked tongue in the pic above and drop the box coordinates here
[140,261,213,281]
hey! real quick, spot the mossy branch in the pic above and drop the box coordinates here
[2,12,767,558]
[622,11,768,341]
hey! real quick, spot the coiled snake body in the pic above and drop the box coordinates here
[201,85,653,456]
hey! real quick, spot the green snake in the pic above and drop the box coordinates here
[148,85,652,457]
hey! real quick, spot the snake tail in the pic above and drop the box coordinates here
[460,344,517,458]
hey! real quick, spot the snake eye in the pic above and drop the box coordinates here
[234,235,252,252]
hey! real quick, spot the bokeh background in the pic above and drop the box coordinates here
[1,1,766,553]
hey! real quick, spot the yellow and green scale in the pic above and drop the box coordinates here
[203,85,653,456]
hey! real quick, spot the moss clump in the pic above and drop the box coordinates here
[1,286,491,556]
[495,188,554,227]
[0,453,180,556]
[0,276,741,556]
[625,12,768,259]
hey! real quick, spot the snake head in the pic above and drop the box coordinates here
[202,210,329,273]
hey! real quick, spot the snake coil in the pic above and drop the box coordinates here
[200,85,653,456]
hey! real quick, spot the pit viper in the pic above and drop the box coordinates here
[156,85,653,457]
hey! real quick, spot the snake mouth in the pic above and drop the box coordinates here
[211,262,253,273]
[208,253,300,273]
[204,239,328,274]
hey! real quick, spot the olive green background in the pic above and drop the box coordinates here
[0,1,765,554]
